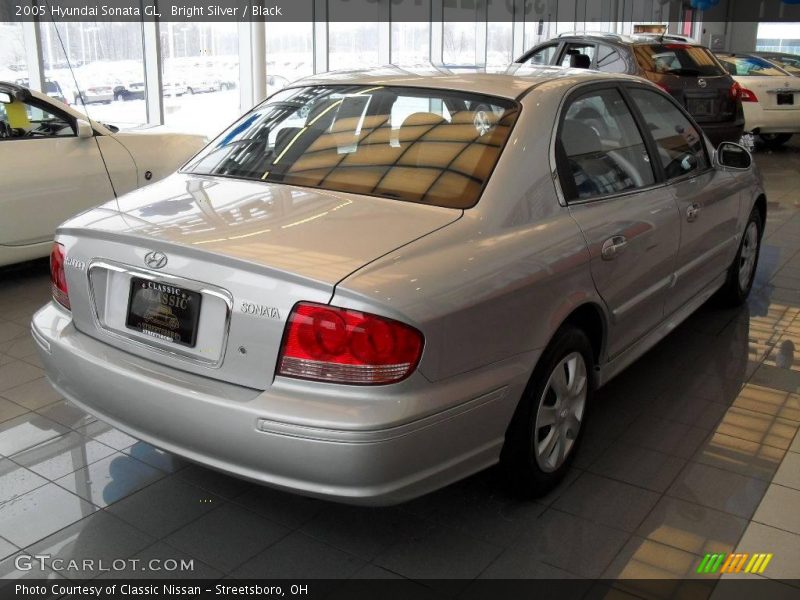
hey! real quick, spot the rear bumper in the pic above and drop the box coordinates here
[32,303,528,505]
[700,119,746,145]
[743,104,800,134]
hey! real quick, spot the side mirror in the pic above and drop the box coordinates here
[716,141,752,170]
[76,119,93,139]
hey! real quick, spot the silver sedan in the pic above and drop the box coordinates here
[33,65,765,505]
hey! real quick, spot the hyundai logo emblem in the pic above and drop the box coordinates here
[144,251,168,269]
[698,78,707,88]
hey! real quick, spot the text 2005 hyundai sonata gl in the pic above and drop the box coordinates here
[33,66,765,505]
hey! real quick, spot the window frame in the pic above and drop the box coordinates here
[552,80,716,206]
[553,82,663,205]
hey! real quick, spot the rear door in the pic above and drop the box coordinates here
[625,85,741,316]
[556,84,681,357]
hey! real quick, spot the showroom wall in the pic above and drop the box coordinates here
[0,0,791,137]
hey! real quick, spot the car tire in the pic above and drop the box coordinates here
[758,133,792,148]
[500,325,593,497]
[718,206,762,306]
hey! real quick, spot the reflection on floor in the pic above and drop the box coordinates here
[1,140,800,595]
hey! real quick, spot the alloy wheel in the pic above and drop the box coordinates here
[533,351,587,472]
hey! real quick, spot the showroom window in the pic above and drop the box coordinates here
[266,22,314,87]
[328,0,381,70]
[43,21,147,129]
[162,22,241,136]
[0,22,27,78]
[392,22,430,66]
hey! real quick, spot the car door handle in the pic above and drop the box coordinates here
[686,203,701,222]
[601,235,628,260]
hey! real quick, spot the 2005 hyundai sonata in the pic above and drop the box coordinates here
[33,65,765,505]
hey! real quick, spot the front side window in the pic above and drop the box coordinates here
[558,88,655,201]
[628,88,709,179]
[183,85,519,209]
[0,95,75,139]
[634,44,726,76]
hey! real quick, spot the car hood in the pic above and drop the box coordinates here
[60,173,461,286]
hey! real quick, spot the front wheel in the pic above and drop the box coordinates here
[500,326,593,497]
[718,207,762,306]
[758,133,792,148]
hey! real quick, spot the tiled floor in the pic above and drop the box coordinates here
[1,141,800,593]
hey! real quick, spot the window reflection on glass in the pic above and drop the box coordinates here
[0,22,27,78]
[392,22,430,66]
[42,22,146,129]
[161,22,240,136]
[266,22,314,87]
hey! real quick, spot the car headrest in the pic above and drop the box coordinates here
[562,119,602,156]
[570,54,592,69]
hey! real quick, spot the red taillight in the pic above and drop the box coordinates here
[277,302,424,385]
[49,242,70,310]
[654,82,671,94]
[740,87,758,103]
[730,81,742,100]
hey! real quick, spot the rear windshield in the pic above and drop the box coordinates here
[183,85,519,209]
[634,44,726,76]
[717,55,788,77]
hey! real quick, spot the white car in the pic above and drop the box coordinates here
[716,53,800,148]
[0,81,207,266]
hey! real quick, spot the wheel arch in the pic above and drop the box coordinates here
[558,302,607,371]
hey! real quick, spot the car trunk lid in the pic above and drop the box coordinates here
[57,173,460,389]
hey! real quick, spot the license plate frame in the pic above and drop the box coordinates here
[125,277,202,348]
[777,93,794,106]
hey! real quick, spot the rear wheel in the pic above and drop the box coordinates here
[718,206,762,306]
[758,133,792,148]
[500,326,593,497]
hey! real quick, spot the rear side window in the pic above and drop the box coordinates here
[628,88,709,179]
[596,45,627,73]
[634,44,726,77]
[558,88,655,201]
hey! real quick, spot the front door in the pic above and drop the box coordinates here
[625,86,741,315]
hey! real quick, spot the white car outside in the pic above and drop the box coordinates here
[717,53,800,147]
[0,82,207,266]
